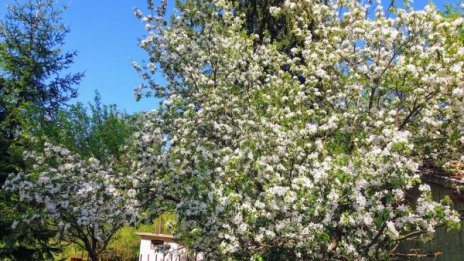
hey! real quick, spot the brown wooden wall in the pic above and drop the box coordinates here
[397,176,464,260]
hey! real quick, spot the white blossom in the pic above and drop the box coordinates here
[131,0,463,259]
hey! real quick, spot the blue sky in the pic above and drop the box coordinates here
[0,0,169,113]
[60,1,149,113]
[59,0,163,113]
[0,0,462,113]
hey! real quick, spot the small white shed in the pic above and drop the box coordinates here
[136,232,203,261]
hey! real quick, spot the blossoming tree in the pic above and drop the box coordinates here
[3,96,139,261]
[3,143,138,261]
[132,0,464,259]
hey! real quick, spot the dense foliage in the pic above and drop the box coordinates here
[131,0,464,259]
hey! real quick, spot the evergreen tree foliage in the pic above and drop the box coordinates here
[0,0,83,184]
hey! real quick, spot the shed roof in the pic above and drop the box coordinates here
[135,232,176,243]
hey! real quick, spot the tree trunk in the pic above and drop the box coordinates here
[88,250,99,261]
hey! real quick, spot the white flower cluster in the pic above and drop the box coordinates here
[3,143,138,251]
[131,0,463,259]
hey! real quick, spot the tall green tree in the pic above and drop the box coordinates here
[0,0,83,183]
[22,91,137,166]
[231,0,294,47]
[0,0,82,259]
